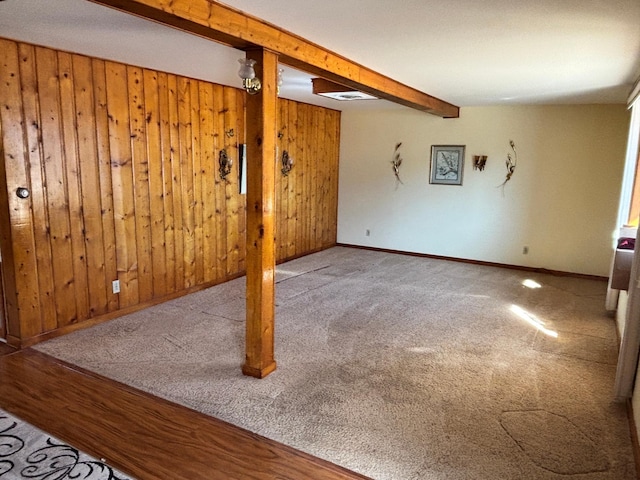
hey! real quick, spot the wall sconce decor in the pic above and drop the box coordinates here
[473,155,487,171]
[238,58,261,95]
[281,150,294,176]
[219,148,233,181]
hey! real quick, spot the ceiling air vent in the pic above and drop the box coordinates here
[312,78,377,101]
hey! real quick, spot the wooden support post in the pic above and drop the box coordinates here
[242,48,278,379]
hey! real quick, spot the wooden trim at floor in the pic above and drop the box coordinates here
[337,243,608,282]
[11,270,245,349]
[277,244,336,266]
[0,349,370,480]
[10,244,337,350]
[627,399,640,479]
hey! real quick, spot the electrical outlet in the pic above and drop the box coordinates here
[522,246,529,255]
[365,229,370,237]
[112,280,120,294]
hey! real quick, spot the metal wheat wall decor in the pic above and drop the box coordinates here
[498,140,517,193]
[391,142,403,186]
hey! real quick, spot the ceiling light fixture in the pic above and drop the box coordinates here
[238,58,261,95]
[311,78,377,101]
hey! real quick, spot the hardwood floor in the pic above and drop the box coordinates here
[0,342,16,356]
[0,349,370,480]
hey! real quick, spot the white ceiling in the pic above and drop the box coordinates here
[1,0,639,111]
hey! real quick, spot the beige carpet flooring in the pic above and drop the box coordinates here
[35,247,636,479]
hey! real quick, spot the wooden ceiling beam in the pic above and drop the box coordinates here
[88,0,460,118]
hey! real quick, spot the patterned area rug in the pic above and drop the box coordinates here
[0,409,132,480]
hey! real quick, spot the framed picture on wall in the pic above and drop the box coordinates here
[429,145,465,185]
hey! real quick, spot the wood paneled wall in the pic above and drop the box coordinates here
[276,99,340,261]
[0,38,340,347]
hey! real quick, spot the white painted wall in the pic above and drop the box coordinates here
[617,291,629,339]
[338,105,629,276]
